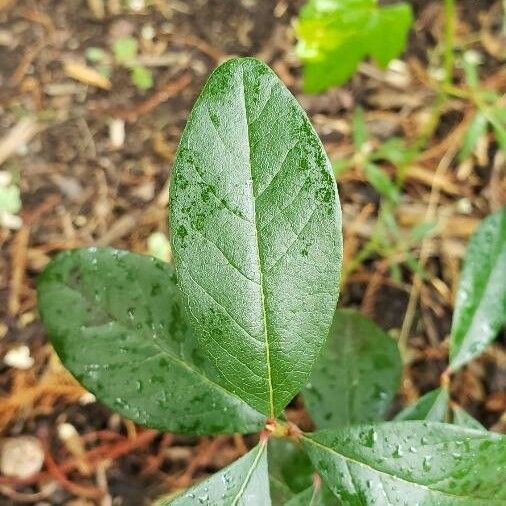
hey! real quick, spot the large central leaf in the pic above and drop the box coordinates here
[170,57,342,416]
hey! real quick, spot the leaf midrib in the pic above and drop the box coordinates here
[302,434,502,503]
[239,65,275,417]
[230,441,267,506]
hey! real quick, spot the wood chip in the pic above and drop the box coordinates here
[64,61,111,90]
[0,118,39,167]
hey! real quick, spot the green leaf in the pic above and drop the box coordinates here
[452,406,486,431]
[131,64,153,90]
[170,57,342,417]
[113,36,138,63]
[364,163,399,203]
[489,110,506,152]
[296,0,413,92]
[37,247,265,434]
[394,388,449,422]
[301,422,506,504]
[270,476,295,505]
[268,439,314,494]
[459,113,488,162]
[165,442,270,505]
[284,484,339,505]
[303,309,402,428]
[371,138,418,166]
[449,207,506,371]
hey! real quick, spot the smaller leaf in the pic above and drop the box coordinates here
[268,439,313,495]
[303,309,402,428]
[284,484,339,506]
[296,0,413,92]
[270,476,294,504]
[301,422,506,504]
[131,64,153,90]
[452,406,486,431]
[449,207,506,371]
[165,442,270,505]
[459,112,488,161]
[113,36,138,63]
[394,388,449,422]
[371,137,418,166]
[365,163,399,203]
[37,248,265,435]
[490,111,506,152]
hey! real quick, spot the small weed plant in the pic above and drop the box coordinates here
[38,58,506,505]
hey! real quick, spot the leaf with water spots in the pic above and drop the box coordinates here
[394,388,449,422]
[37,248,265,434]
[449,207,506,371]
[301,422,506,504]
[165,441,270,505]
[303,309,402,428]
[170,57,342,417]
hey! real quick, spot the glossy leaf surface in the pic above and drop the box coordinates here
[37,248,264,434]
[450,207,506,370]
[394,388,449,422]
[304,309,402,428]
[302,422,506,504]
[167,442,270,505]
[170,57,342,417]
[296,0,413,92]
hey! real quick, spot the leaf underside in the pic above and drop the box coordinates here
[304,309,402,428]
[166,442,270,505]
[296,0,413,92]
[170,57,342,417]
[302,422,506,505]
[449,207,506,371]
[37,248,264,434]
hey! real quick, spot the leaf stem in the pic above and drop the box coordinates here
[264,418,302,439]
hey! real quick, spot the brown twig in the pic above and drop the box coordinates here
[106,72,192,122]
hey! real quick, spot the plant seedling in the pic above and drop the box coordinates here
[295,0,413,92]
[38,58,506,504]
[85,36,154,91]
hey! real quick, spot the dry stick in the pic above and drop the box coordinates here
[107,72,192,122]
[398,140,461,361]
[8,227,30,316]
